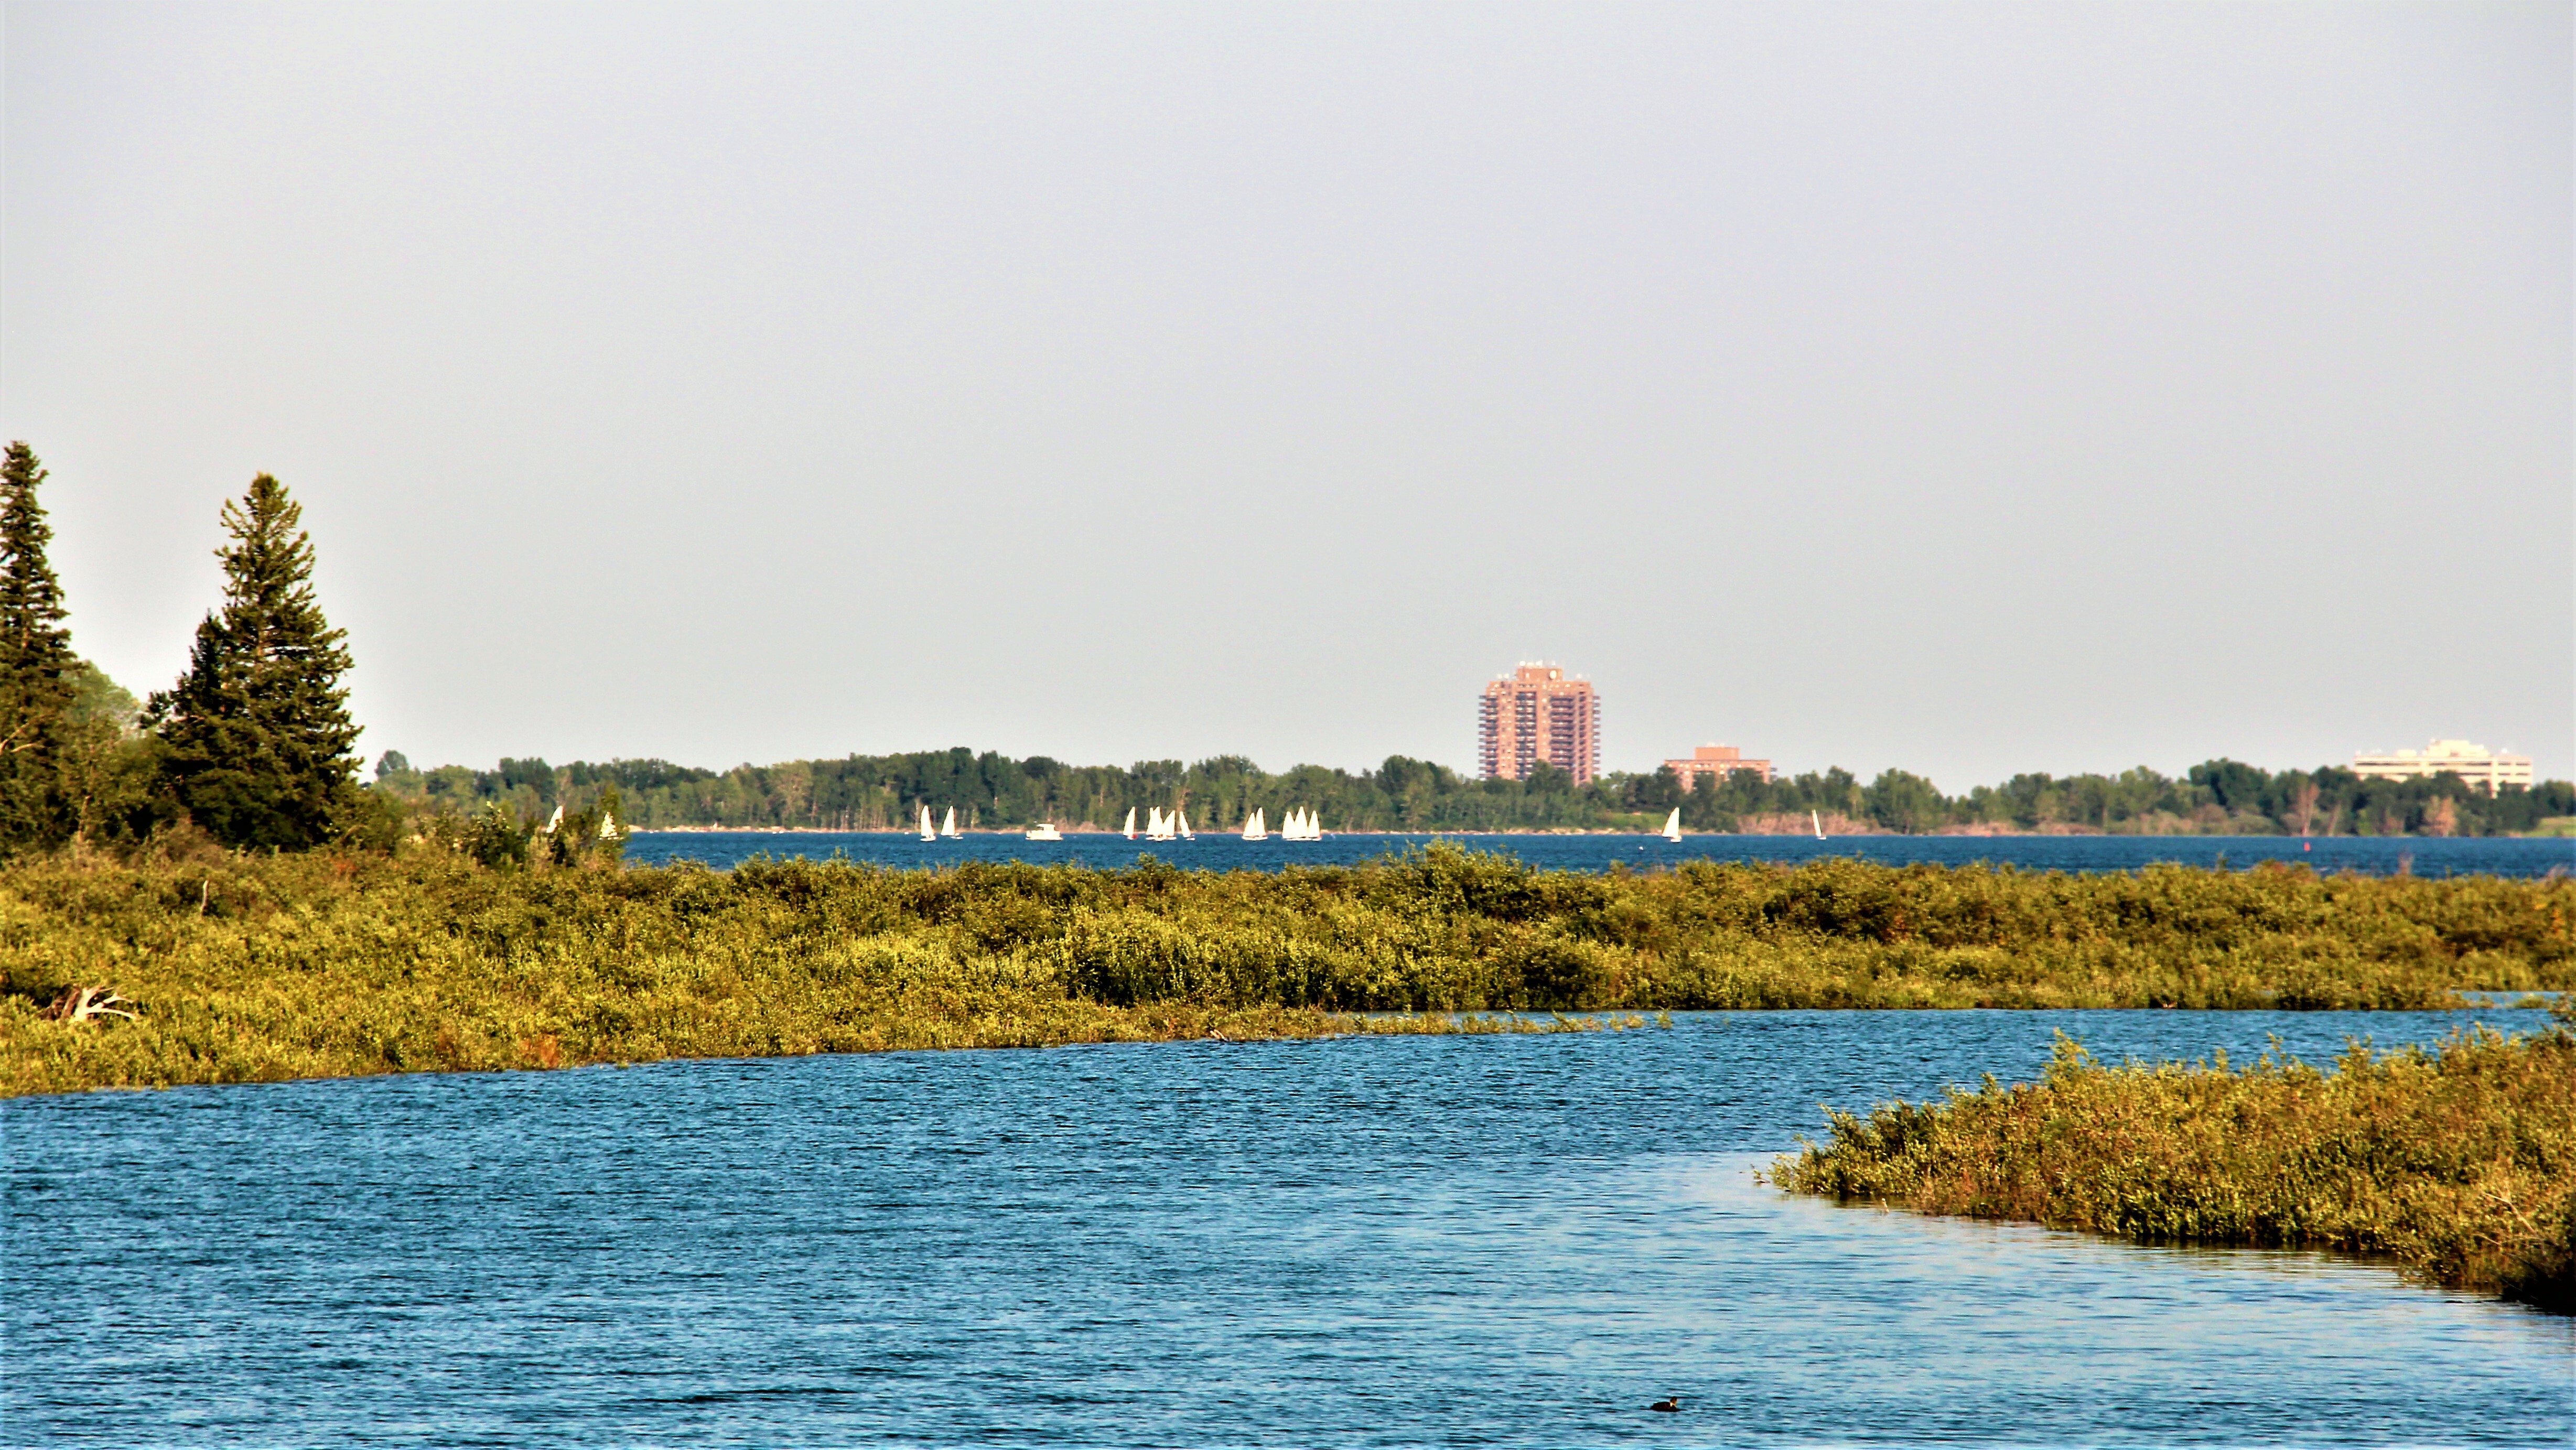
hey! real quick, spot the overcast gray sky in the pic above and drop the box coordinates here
[5,2,2568,788]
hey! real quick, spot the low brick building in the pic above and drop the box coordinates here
[1664,744,1774,789]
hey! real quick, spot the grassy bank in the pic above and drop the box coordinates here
[2,845,2567,1096]
[1768,1027,2576,1311]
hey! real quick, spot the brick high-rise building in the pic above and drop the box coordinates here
[1478,664,1600,785]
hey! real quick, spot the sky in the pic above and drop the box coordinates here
[5,2,2569,789]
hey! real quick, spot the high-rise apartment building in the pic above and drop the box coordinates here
[1478,664,1601,785]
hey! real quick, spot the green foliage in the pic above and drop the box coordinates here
[460,802,530,870]
[0,442,82,853]
[369,741,2576,839]
[1770,1028,2576,1311]
[2,847,2566,1097]
[144,475,362,850]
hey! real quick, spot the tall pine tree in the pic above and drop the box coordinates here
[0,441,81,851]
[147,474,362,849]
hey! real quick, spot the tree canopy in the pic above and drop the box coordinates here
[369,743,2574,839]
[0,442,83,851]
[146,474,362,849]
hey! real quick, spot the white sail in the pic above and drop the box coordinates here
[1242,808,1266,841]
[543,804,564,835]
[1146,807,1176,841]
[599,811,620,841]
[1812,809,1825,840]
[941,806,960,838]
[1177,807,1193,839]
[1123,807,1138,840]
[920,806,936,841]
[1663,807,1683,842]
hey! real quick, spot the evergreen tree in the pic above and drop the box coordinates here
[146,474,362,849]
[0,442,81,850]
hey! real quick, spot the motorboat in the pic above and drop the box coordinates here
[1025,823,1063,841]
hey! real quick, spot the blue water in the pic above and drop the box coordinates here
[624,829,2576,878]
[6,1010,2568,1447]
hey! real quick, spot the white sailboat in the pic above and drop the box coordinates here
[940,806,960,838]
[1146,807,1177,842]
[543,804,564,835]
[599,810,621,841]
[1176,807,1194,840]
[919,806,936,842]
[1242,808,1267,841]
[1122,807,1138,840]
[1662,807,1683,842]
[1811,809,1825,840]
[1280,807,1321,841]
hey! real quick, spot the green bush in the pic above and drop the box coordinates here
[1,843,2565,1096]
[1770,1027,2576,1312]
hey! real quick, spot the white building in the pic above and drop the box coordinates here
[2351,740,2533,794]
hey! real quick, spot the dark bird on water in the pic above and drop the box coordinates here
[1650,1397,1680,1413]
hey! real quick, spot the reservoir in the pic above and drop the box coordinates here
[622,829,2576,878]
[6,1010,2568,1446]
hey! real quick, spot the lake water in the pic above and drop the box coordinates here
[6,1010,2568,1447]
[624,829,2576,878]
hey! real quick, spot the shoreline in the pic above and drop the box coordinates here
[4,848,2565,1098]
[1770,1027,2576,1312]
[626,825,2553,840]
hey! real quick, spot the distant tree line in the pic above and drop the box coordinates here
[369,743,2574,839]
[6,435,2559,855]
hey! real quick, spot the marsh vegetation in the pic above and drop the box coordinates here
[1769,1025,2575,1311]
[3,845,2566,1096]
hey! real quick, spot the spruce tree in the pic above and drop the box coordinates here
[0,442,81,850]
[146,474,362,849]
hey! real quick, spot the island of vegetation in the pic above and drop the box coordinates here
[4,845,2568,1097]
[1769,1022,2574,1313]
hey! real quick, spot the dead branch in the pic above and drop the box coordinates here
[39,986,139,1024]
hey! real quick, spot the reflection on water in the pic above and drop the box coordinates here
[6,1011,2568,1447]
